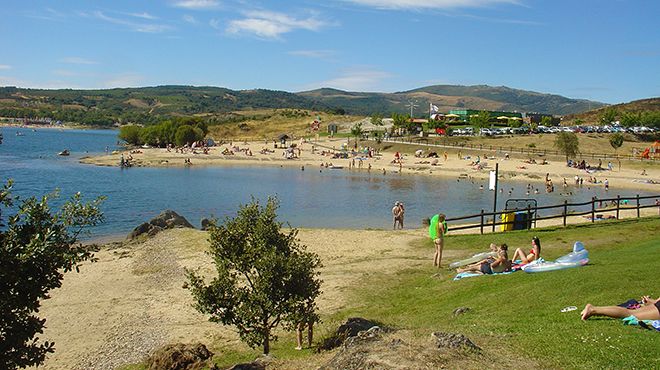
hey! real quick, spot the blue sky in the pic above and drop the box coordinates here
[1,0,658,103]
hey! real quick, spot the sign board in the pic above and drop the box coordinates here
[489,170,496,190]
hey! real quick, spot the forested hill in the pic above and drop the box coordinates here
[0,84,605,126]
[298,85,606,116]
[0,85,331,126]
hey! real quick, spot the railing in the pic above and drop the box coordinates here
[379,137,656,161]
[445,194,660,234]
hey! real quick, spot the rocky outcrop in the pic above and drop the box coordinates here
[145,343,214,370]
[128,210,194,240]
[319,317,382,351]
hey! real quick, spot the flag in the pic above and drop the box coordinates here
[430,103,439,114]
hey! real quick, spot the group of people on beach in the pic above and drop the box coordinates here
[455,237,542,275]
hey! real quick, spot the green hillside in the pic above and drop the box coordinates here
[0,84,607,127]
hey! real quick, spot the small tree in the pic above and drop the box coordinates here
[0,181,104,369]
[540,116,553,127]
[351,122,363,147]
[609,133,624,171]
[187,198,322,355]
[470,111,491,135]
[600,107,618,125]
[370,113,383,127]
[554,131,580,162]
[118,125,143,145]
[174,125,199,146]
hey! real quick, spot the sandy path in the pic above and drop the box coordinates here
[79,138,660,192]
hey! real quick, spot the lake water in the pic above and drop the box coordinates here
[1,126,654,238]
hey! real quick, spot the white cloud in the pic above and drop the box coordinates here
[91,11,173,33]
[227,10,328,39]
[0,64,12,70]
[173,0,221,10]
[59,57,98,65]
[288,50,335,59]
[102,73,145,88]
[128,12,158,20]
[340,0,520,10]
[183,14,198,24]
[318,69,392,91]
[209,18,221,29]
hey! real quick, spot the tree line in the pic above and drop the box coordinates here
[118,117,209,147]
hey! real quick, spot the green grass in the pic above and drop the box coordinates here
[334,218,660,368]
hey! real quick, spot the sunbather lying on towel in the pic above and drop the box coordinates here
[581,296,660,321]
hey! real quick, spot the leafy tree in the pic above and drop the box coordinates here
[187,198,322,355]
[370,113,383,126]
[118,125,143,145]
[470,111,491,134]
[609,133,624,170]
[508,118,522,128]
[351,123,363,146]
[139,125,161,147]
[599,107,618,125]
[0,181,104,369]
[554,131,580,162]
[391,112,409,134]
[574,118,584,126]
[540,116,553,127]
[174,125,199,146]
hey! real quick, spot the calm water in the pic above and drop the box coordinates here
[1,126,654,238]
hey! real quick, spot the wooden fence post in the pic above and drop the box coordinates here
[480,210,484,235]
[591,197,596,223]
[637,194,640,218]
[616,195,620,219]
[563,200,568,227]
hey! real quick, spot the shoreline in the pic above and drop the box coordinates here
[78,138,660,192]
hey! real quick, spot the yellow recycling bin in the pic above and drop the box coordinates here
[501,212,515,231]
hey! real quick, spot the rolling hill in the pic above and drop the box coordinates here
[563,97,660,124]
[298,85,606,116]
[0,84,607,127]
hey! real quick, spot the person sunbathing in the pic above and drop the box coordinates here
[456,244,510,275]
[511,237,541,264]
[581,296,660,321]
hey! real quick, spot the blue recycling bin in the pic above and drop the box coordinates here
[513,211,533,230]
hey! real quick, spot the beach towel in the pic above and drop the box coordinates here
[622,316,660,332]
[453,270,515,281]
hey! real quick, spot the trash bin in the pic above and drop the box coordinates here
[501,212,515,231]
[513,211,533,230]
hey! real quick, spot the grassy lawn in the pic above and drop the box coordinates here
[331,218,660,368]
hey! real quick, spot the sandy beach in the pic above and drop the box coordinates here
[79,137,660,192]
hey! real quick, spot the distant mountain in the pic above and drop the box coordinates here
[0,84,606,127]
[298,84,606,116]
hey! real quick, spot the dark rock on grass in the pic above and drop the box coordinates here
[452,307,471,316]
[146,343,213,370]
[431,332,481,352]
[318,317,384,351]
[129,210,194,240]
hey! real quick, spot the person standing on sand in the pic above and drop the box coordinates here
[433,214,446,268]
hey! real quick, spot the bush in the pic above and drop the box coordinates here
[175,125,199,146]
[118,125,143,145]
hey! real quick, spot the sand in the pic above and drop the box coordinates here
[79,137,660,192]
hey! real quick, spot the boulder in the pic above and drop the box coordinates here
[128,210,194,240]
[146,343,214,370]
[431,332,481,352]
[319,317,382,351]
[200,218,214,231]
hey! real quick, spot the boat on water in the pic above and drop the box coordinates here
[16,131,25,136]
[58,149,70,156]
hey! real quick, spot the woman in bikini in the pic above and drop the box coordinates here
[456,244,511,274]
[511,237,541,264]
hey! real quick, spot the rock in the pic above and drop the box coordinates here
[200,218,214,231]
[319,317,382,351]
[129,210,194,240]
[431,332,481,352]
[145,343,213,370]
[452,307,471,316]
